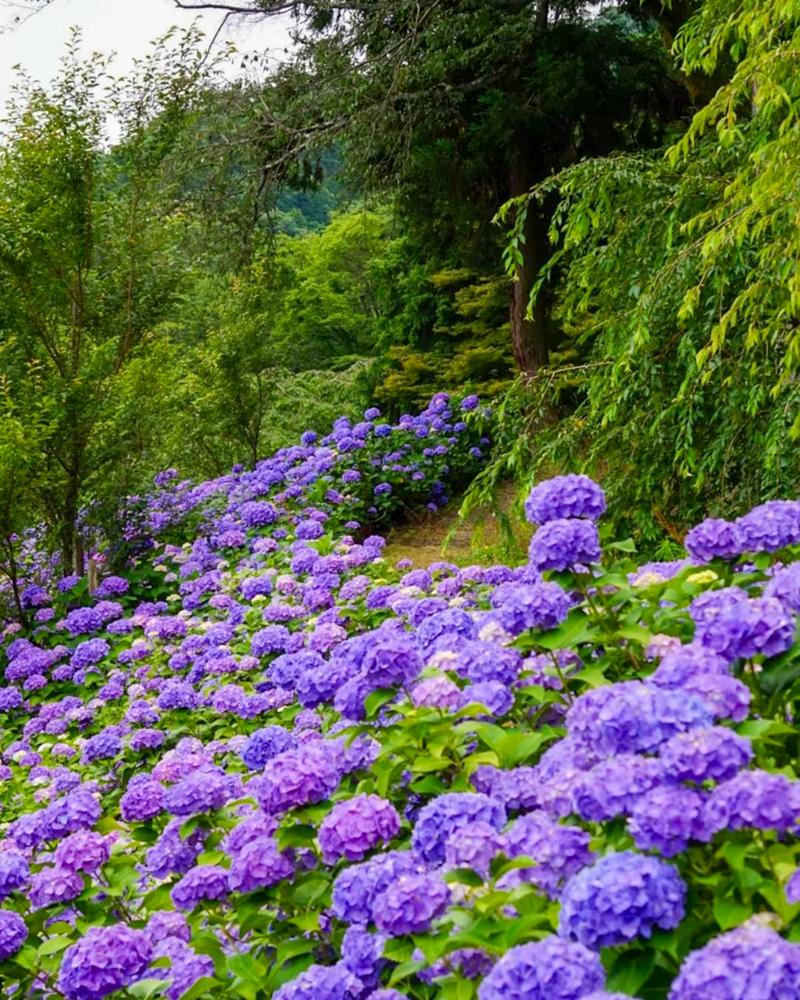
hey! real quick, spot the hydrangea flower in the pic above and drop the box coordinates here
[558,852,686,949]
[628,785,712,856]
[164,768,229,816]
[373,873,450,935]
[318,794,401,863]
[0,910,27,962]
[171,864,230,910]
[705,770,799,833]
[332,850,425,925]
[58,924,152,999]
[571,755,664,822]
[491,582,571,636]
[477,936,605,1000]
[524,474,607,526]
[565,681,712,756]
[685,518,743,563]
[445,821,503,875]
[669,922,800,999]
[412,792,506,865]
[501,811,594,898]
[255,743,341,814]
[659,726,753,784]
[273,962,362,1000]
[228,837,294,893]
[529,518,601,572]
[0,852,29,900]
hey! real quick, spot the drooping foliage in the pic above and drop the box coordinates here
[493,0,800,546]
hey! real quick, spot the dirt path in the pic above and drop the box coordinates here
[383,481,530,569]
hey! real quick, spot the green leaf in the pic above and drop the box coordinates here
[176,977,219,1000]
[37,936,73,957]
[128,979,170,1000]
[606,949,655,994]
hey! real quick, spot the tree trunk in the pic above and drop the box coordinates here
[509,165,550,377]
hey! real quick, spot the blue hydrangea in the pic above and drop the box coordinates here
[477,936,605,1000]
[627,785,712,856]
[658,726,753,784]
[669,922,800,999]
[529,518,601,572]
[0,909,27,962]
[241,726,298,771]
[558,852,686,949]
[58,924,152,1000]
[524,474,607,525]
[318,794,401,863]
[373,873,450,935]
[412,792,506,865]
[273,962,362,1000]
[565,681,712,756]
[685,518,743,563]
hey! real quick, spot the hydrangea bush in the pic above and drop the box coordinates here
[1,406,800,1000]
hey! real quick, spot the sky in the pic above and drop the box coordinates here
[0,0,293,108]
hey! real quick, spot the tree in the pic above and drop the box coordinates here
[0,29,218,572]
[167,0,686,377]
[495,0,800,540]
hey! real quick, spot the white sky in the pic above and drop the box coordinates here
[0,0,293,107]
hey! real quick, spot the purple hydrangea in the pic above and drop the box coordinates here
[454,641,521,685]
[528,518,601,573]
[341,925,385,988]
[690,590,795,661]
[412,792,506,865]
[58,924,152,1000]
[30,864,85,908]
[444,821,503,876]
[0,909,27,961]
[460,681,514,717]
[491,582,571,636]
[228,836,294,893]
[524,475,607,526]
[500,811,594,899]
[332,850,426,925]
[565,681,712,756]
[273,962,362,1000]
[164,768,229,816]
[669,922,800,999]
[318,794,401,863]
[705,770,799,833]
[120,778,165,823]
[685,518,743,563]
[255,743,341,814]
[411,674,461,710]
[658,726,753,784]
[477,936,605,1000]
[736,500,800,553]
[54,830,110,873]
[627,785,712,856]
[571,755,664,822]
[0,852,29,900]
[558,851,686,949]
[373,873,450,935]
[171,864,230,910]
